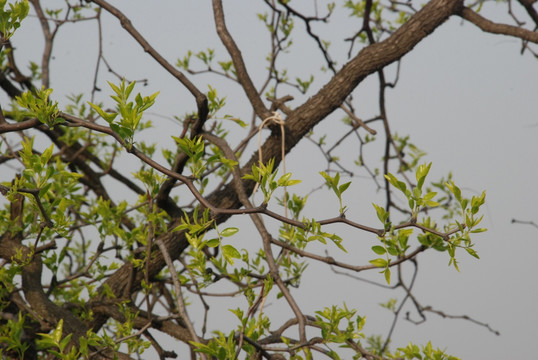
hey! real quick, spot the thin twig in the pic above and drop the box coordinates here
[155,239,207,359]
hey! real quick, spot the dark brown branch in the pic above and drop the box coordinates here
[89,0,209,123]
[405,301,501,336]
[212,0,272,120]
[340,104,377,135]
[271,237,427,272]
[29,0,54,88]
[511,218,538,229]
[0,118,42,133]
[459,7,538,43]
[0,71,24,98]
[0,184,53,228]
[517,0,538,27]
[273,0,337,73]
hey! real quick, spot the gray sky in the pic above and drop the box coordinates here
[7,1,538,358]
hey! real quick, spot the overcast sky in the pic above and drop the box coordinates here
[8,1,538,358]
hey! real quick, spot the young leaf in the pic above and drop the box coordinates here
[416,162,432,190]
[384,268,391,284]
[372,203,388,224]
[384,173,407,194]
[88,102,118,123]
[465,247,480,259]
[222,245,241,265]
[339,181,351,194]
[369,258,387,268]
[371,245,386,255]
[220,227,239,237]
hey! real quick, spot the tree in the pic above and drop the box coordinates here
[0,0,535,359]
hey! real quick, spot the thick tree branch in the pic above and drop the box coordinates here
[0,118,41,133]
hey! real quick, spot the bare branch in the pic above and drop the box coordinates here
[89,0,209,122]
[459,7,538,43]
[212,0,272,120]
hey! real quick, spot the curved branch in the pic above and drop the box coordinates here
[271,237,427,272]
[459,7,538,43]
[89,0,209,122]
[212,0,272,120]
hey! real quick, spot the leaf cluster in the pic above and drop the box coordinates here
[16,87,64,127]
[89,79,158,149]
[243,158,301,204]
[0,0,28,39]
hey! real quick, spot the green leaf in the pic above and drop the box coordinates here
[384,173,407,194]
[284,179,301,186]
[220,227,239,237]
[320,171,336,192]
[424,200,440,207]
[372,203,388,223]
[277,172,292,186]
[40,144,54,165]
[206,238,220,247]
[329,234,347,252]
[222,244,241,265]
[416,162,432,189]
[338,181,351,194]
[16,87,62,127]
[369,258,387,268]
[52,319,63,343]
[125,80,136,100]
[387,246,399,256]
[88,102,118,123]
[384,268,391,284]
[263,275,274,296]
[371,245,386,255]
[277,172,301,187]
[423,191,437,201]
[108,81,121,96]
[229,117,247,127]
[185,233,200,249]
[309,234,327,244]
[219,156,238,168]
[412,187,422,200]
[465,247,480,259]
[446,180,462,202]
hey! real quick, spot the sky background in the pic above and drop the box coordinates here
[6,0,538,358]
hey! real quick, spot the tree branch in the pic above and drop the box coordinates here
[212,0,272,120]
[517,0,538,27]
[459,7,538,43]
[89,0,209,122]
